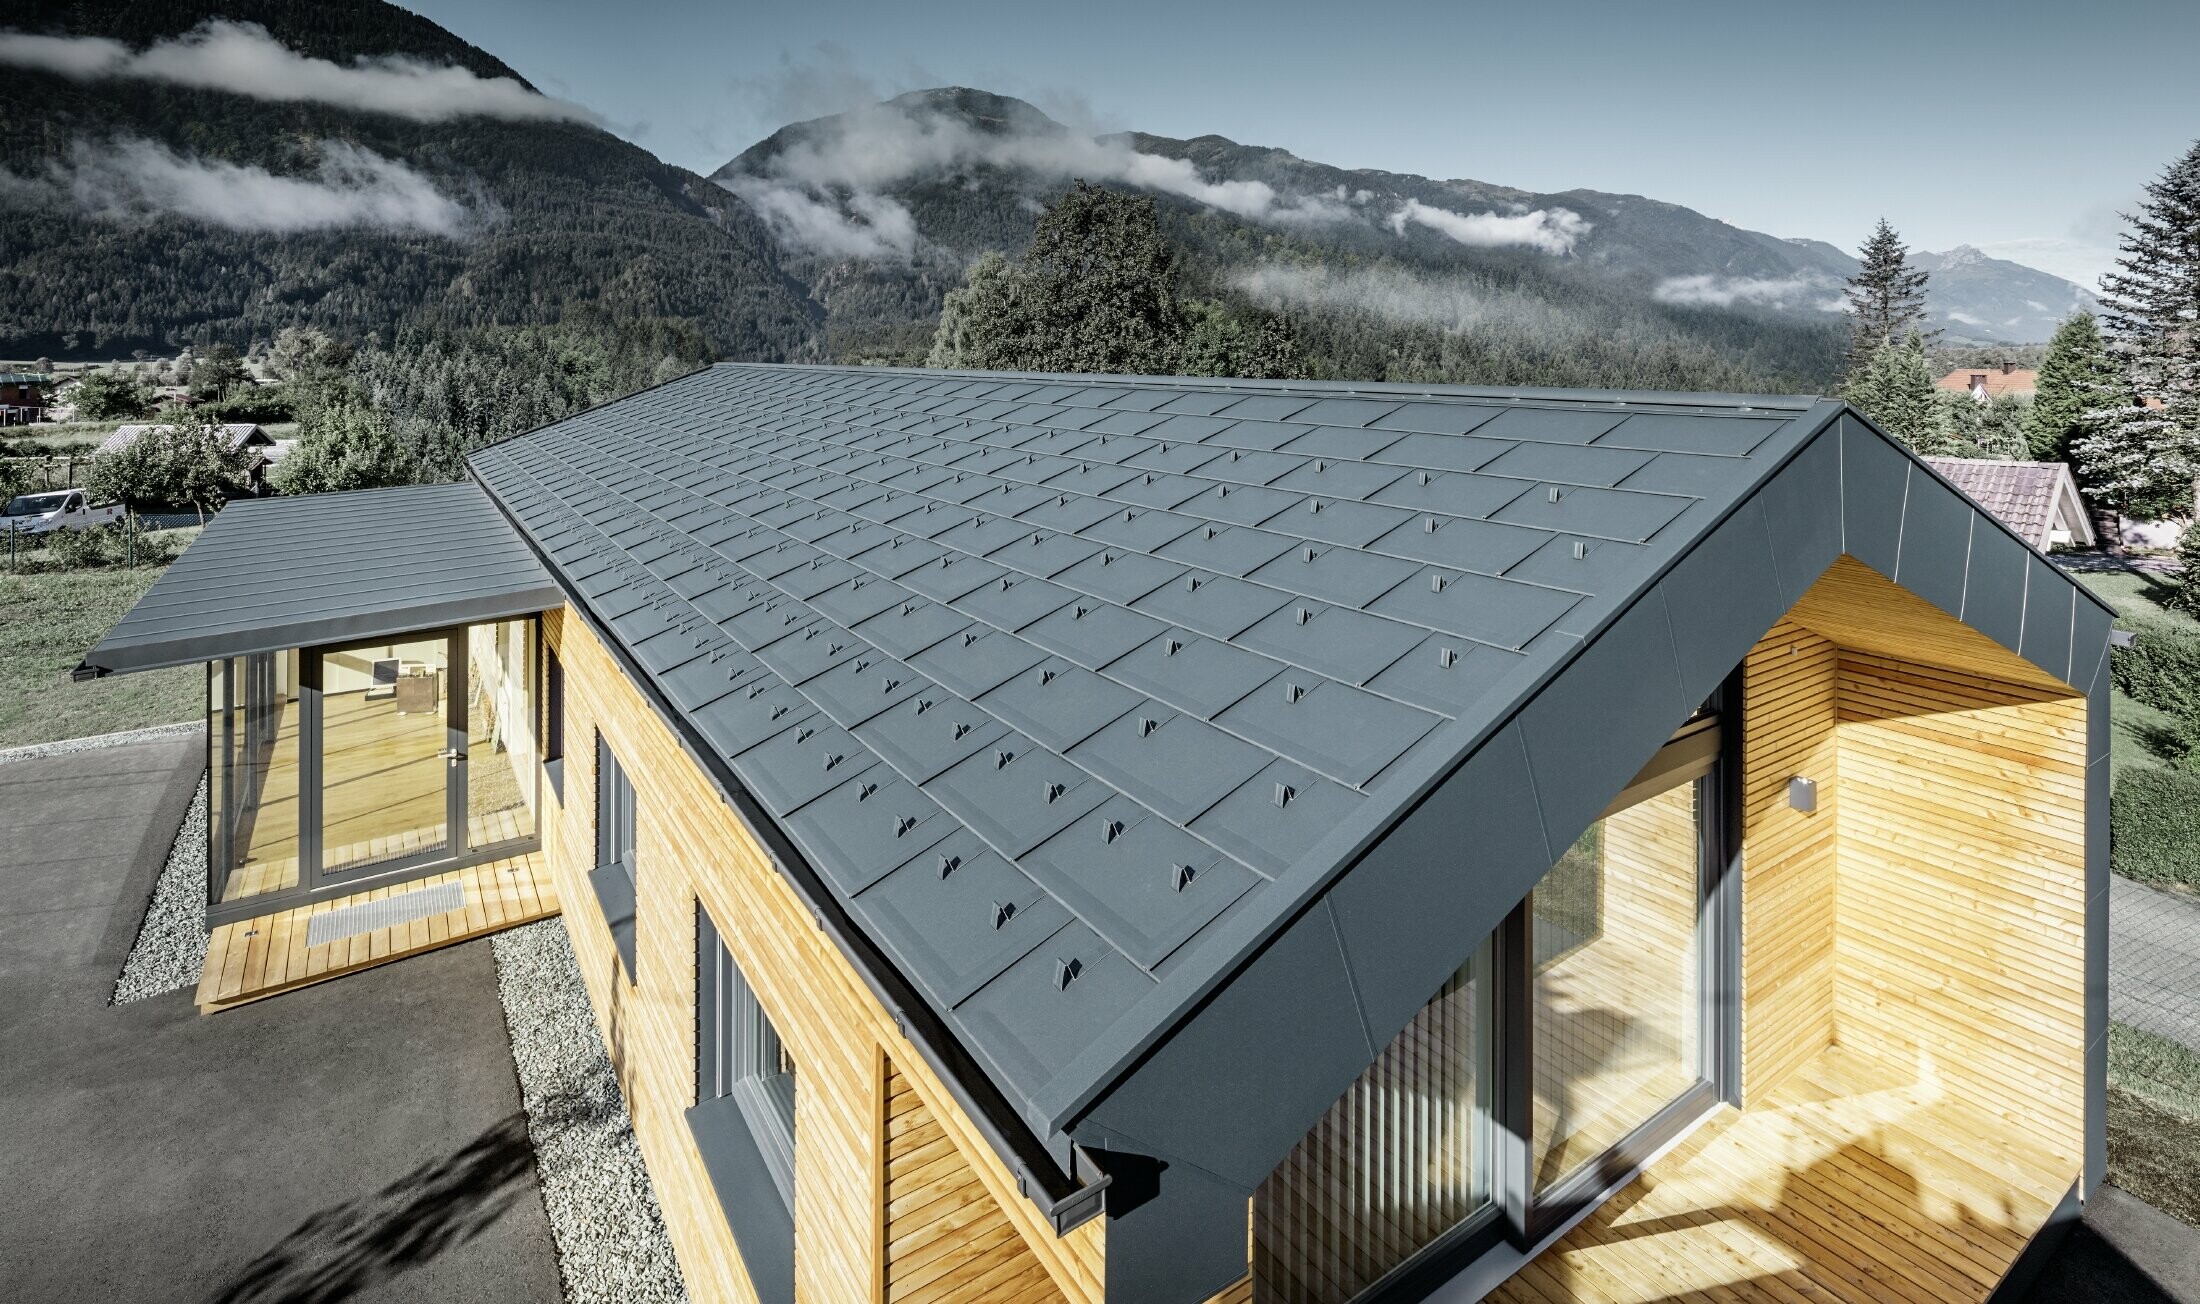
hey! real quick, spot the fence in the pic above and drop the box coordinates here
[1,452,93,493]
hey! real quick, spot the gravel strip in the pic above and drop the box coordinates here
[493,918,689,1304]
[110,774,210,1004]
[0,720,201,767]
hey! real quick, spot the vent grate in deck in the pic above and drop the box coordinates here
[305,880,466,949]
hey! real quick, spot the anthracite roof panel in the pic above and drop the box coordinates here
[469,363,2088,1183]
[83,480,560,673]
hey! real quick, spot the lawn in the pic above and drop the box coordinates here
[0,559,200,750]
[2073,567,2193,784]
[2107,1022,2200,1229]
[2074,566,2197,633]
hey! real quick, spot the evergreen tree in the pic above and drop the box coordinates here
[1843,219,1935,367]
[930,183,1188,375]
[2095,141,2200,519]
[2026,312,2124,462]
[1846,332,1945,452]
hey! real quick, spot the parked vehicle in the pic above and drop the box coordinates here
[2,489,125,535]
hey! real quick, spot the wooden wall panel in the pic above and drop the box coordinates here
[543,608,1103,1304]
[1832,651,2086,1144]
[1739,619,1841,1102]
[884,1060,1062,1304]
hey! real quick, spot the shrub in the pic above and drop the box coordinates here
[2111,617,2200,722]
[2111,765,2200,890]
[2174,527,2200,618]
[42,522,114,569]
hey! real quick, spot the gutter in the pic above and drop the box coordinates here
[468,467,1106,1237]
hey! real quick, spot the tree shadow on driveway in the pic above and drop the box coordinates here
[211,1109,539,1304]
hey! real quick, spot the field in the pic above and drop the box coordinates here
[2107,1022,2200,1229]
[0,547,200,750]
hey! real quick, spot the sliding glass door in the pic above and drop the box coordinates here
[205,618,543,925]
[1249,701,1731,1302]
[315,632,461,878]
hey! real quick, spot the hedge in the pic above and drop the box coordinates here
[2111,765,2200,891]
[2111,617,2200,723]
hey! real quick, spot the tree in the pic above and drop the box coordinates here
[1934,389,2030,459]
[189,343,249,403]
[68,368,154,420]
[1845,332,1946,452]
[931,182,1189,375]
[274,380,418,495]
[1179,301,1305,380]
[86,424,245,523]
[267,327,352,382]
[1843,219,1935,367]
[2096,141,2200,520]
[2026,312,2124,462]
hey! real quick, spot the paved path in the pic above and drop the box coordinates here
[2111,876,2200,1053]
[0,733,563,1303]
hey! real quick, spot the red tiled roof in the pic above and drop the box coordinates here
[1921,456,2093,551]
[1934,367,2038,398]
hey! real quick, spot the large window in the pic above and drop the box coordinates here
[697,906,797,1209]
[1251,706,1727,1302]
[591,732,639,976]
[204,619,544,921]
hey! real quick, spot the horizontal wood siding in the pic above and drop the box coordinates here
[1739,619,1841,1101]
[1832,651,2086,1147]
[545,608,1103,1304]
[885,1061,1062,1304]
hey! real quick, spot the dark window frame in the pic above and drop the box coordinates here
[588,731,638,977]
[541,640,565,801]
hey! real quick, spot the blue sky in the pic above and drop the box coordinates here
[412,0,2199,288]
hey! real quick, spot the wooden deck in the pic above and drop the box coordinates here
[196,849,558,1012]
[1488,1044,2073,1304]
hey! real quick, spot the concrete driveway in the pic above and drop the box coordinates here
[0,731,564,1302]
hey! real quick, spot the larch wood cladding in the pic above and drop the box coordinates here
[1831,652,2085,1147]
[883,1061,1062,1303]
[1739,619,1841,1101]
[544,608,1103,1304]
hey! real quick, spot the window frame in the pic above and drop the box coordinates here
[696,905,797,1211]
[588,730,639,977]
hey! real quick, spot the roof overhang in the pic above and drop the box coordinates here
[77,480,562,677]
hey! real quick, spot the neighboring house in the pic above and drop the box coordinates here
[97,422,281,495]
[80,366,2113,1304]
[1934,361,2037,401]
[1922,456,2097,552]
[0,371,52,425]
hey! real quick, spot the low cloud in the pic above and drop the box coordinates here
[1386,199,1591,255]
[1652,273,1843,312]
[1233,262,1580,337]
[0,21,596,124]
[723,175,915,259]
[6,137,483,237]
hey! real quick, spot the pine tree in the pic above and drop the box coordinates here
[2095,141,2200,520]
[1846,332,1945,452]
[1844,219,1936,367]
[2026,312,2124,462]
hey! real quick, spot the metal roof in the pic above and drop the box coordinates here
[469,367,1818,1097]
[80,481,562,674]
[468,364,2113,1267]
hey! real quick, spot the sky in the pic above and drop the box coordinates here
[406,0,2200,289]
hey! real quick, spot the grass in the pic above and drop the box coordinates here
[2074,567,2198,634]
[0,560,200,750]
[2107,1022,2200,1229]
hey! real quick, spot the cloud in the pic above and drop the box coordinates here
[722,92,1372,259]
[1233,262,1582,337]
[5,137,483,237]
[0,21,596,124]
[1386,199,1591,254]
[1652,273,1844,311]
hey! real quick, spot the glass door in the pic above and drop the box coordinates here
[313,632,464,880]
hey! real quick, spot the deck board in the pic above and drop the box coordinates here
[195,849,557,1012]
[1486,1044,2072,1304]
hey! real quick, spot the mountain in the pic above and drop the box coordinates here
[0,0,823,360]
[713,89,2098,390]
[1913,245,2098,345]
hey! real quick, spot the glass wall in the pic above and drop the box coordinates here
[1252,953,1488,1304]
[1530,779,1704,1192]
[465,618,538,851]
[320,635,454,875]
[208,650,300,905]
[204,617,543,919]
